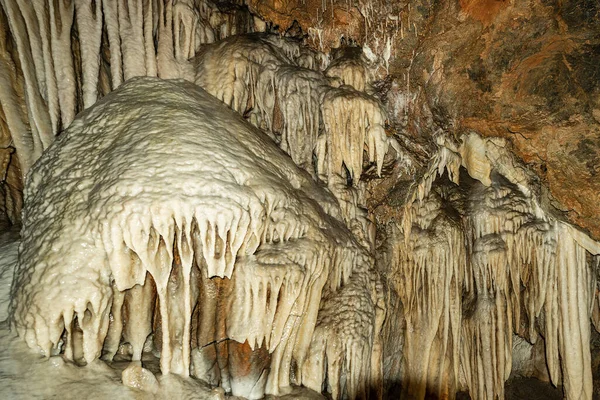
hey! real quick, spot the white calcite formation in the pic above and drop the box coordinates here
[0,0,395,258]
[194,34,291,116]
[320,87,390,183]
[303,260,385,399]
[391,191,465,399]
[0,0,266,180]
[9,77,382,400]
[193,33,396,251]
[270,65,331,171]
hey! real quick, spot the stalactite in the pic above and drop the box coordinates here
[321,87,389,183]
[157,0,185,79]
[31,1,59,135]
[0,36,36,175]
[0,0,53,157]
[48,0,76,129]
[194,33,397,196]
[302,259,384,399]
[173,0,198,61]
[392,192,464,399]
[142,0,157,77]
[548,223,597,399]
[74,0,103,108]
[102,0,123,88]
[118,0,148,79]
[14,0,47,112]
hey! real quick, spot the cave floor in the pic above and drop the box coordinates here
[454,378,563,400]
[504,378,563,400]
[0,323,325,400]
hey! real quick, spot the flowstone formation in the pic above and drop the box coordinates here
[9,77,383,399]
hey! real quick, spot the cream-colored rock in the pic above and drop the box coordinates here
[459,132,492,186]
[122,362,159,394]
[321,87,390,183]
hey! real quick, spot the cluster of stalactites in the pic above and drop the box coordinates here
[266,66,331,171]
[402,132,533,240]
[194,34,395,192]
[393,157,600,399]
[391,192,465,399]
[100,209,367,384]
[325,46,372,92]
[319,87,390,183]
[192,33,395,254]
[2,0,389,246]
[96,192,365,357]
[0,0,266,177]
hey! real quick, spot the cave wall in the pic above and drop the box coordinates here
[246,0,600,240]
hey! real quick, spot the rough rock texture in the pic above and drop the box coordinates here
[246,0,364,50]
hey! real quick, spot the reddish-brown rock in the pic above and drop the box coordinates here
[247,0,600,239]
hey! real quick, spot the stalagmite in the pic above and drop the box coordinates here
[122,361,160,393]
